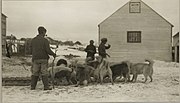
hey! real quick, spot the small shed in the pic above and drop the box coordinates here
[1,13,7,55]
[98,0,173,63]
[172,32,179,62]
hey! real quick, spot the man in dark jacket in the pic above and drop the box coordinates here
[31,26,56,90]
[98,38,111,58]
[84,40,96,60]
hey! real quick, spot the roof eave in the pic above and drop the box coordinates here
[99,0,174,27]
[2,13,7,18]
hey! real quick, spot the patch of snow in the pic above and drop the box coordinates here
[2,48,180,102]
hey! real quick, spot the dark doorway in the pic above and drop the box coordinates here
[172,47,175,62]
[177,46,179,63]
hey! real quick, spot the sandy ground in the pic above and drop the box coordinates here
[1,46,180,102]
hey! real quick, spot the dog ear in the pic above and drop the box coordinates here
[74,59,78,64]
[144,59,154,65]
[70,59,78,64]
[96,56,103,61]
[95,56,98,59]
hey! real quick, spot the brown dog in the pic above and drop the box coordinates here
[94,56,114,85]
[69,59,95,87]
[48,59,77,85]
[130,59,154,83]
[75,64,95,87]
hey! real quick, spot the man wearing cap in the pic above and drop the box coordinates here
[30,26,56,90]
[84,40,96,60]
[98,38,111,58]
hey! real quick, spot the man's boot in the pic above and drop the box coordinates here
[31,75,39,90]
[42,76,52,90]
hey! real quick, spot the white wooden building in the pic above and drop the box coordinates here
[173,32,179,62]
[1,13,7,55]
[98,0,173,63]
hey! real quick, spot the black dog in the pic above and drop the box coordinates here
[110,62,130,83]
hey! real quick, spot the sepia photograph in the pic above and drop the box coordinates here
[1,0,179,102]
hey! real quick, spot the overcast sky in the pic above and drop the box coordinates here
[2,0,179,44]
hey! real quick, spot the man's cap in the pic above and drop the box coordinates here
[101,38,107,42]
[38,26,46,32]
[90,40,94,43]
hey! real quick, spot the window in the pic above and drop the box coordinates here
[129,2,141,13]
[127,31,141,43]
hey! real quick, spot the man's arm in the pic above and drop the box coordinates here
[29,40,32,55]
[44,39,56,57]
[105,44,111,49]
[93,46,97,54]
[84,46,88,52]
[98,45,110,57]
[85,45,95,53]
[98,46,106,56]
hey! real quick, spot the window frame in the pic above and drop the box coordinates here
[127,31,142,43]
[129,2,141,13]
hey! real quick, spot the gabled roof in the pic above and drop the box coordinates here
[99,0,173,27]
[173,32,179,38]
[141,0,173,27]
[1,13,7,18]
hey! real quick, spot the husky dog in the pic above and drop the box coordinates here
[48,59,77,85]
[75,64,95,87]
[110,62,130,83]
[69,59,95,87]
[130,59,154,83]
[94,56,114,85]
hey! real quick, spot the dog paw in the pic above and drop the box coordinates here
[74,85,79,87]
[132,81,136,83]
[122,82,126,84]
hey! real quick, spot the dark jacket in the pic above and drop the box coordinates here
[98,43,110,58]
[31,35,56,61]
[84,44,96,60]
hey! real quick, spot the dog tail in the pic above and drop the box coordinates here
[145,59,154,67]
[145,59,154,76]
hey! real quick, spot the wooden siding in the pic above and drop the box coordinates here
[173,33,179,62]
[1,14,7,55]
[173,33,179,47]
[99,0,172,62]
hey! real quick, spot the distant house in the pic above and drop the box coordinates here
[1,13,7,56]
[98,0,173,62]
[172,32,179,62]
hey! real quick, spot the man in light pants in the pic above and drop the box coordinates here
[31,26,56,90]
